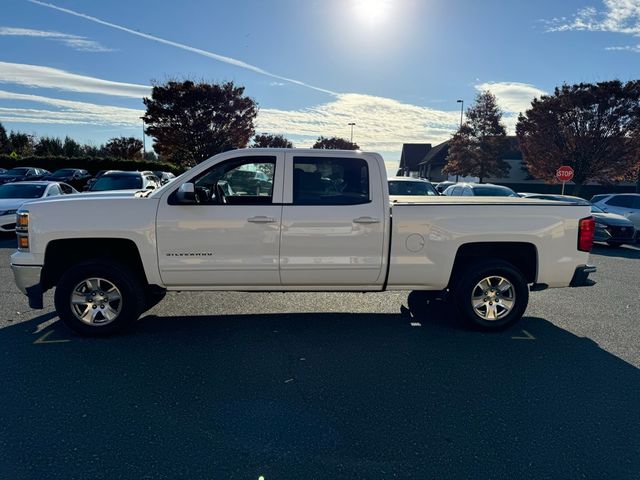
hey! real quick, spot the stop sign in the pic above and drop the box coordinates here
[556,166,574,182]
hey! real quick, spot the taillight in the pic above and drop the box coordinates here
[578,216,595,252]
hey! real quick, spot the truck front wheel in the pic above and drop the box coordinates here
[54,260,145,336]
[453,260,529,331]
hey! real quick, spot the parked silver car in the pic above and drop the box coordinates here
[443,183,519,197]
[591,193,640,242]
[520,193,636,247]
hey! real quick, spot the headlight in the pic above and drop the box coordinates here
[0,209,17,216]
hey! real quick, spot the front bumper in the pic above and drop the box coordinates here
[11,264,43,309]
[569,264,597,287]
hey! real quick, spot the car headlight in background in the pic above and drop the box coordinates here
[0,209,17,216]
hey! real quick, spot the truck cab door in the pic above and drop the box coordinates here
[279,153,387,287]
[156,153,284,287]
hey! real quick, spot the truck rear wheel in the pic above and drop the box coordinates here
[453,260,529,331]
[54,260,145,336]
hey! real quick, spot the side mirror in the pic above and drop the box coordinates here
[176,182,196,203]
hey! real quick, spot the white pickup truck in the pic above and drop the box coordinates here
[11,149,596,335]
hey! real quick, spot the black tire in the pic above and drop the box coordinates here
[54,259,146,336]
[452,259,529,331]
[607,241,623,248]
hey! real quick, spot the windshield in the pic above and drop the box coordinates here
[90,175,142,191]
[0,183,46,199]
[4,168,30,176]
[473,186,518,197]
[388,180,437,196]
[50,169,76,178]
[591,205,604,213]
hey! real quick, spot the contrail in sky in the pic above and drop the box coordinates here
[28,0,338,96]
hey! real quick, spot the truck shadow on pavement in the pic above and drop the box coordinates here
[1,308,639,480]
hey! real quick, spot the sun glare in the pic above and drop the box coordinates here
[352,0,393,26]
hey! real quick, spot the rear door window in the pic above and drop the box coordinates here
[292,156,369,205]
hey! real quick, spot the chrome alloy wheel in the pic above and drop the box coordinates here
[470,275,516,321]
[70,277,122,325]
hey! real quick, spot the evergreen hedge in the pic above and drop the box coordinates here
[0,155,183,176]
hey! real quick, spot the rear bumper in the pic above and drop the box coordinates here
[570,264,597,287]
[11,264,44,309]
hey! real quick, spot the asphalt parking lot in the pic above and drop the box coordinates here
[1,235,639,479]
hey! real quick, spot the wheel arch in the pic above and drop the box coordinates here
[41,238,150,291]
[448,242,538,288]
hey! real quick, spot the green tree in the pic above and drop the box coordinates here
[443,91,509,183]
[8,132,34,157]
[104,137,143,160]
[312,136,359,150]
[0,122,9,154]
[516,80,640,195]
[143,80,258,167]
[34,136,64,156]
[251,133,293,148]
[62,136,83,157]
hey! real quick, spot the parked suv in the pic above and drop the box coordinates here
[591,194,640,242]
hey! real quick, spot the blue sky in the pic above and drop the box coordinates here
[1,0,639,169]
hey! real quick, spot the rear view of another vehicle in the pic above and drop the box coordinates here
[388,177,438,200]
[88,171,159,192]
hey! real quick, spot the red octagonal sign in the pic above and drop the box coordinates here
[556,166,574,182]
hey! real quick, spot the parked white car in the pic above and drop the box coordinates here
[590,193,640,242]
[0,181,77,232]
[11,149,596,336]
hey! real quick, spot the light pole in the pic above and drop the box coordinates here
[456,99,464,128]
[140,116,146,158]
[348,122,356,144]
[455,100,464,182]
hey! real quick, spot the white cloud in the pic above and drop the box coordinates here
[475,82,547,114]
[544,0,640,51]
[0,89,142,126]
[258,93,460,152]
[0,61,151,97]
[0,26,113,52]
[28,0,337,95]
[605,43,640,50]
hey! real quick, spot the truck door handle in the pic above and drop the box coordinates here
[353,216,380,224]
[247,216,277,223]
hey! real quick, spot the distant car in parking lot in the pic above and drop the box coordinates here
[590,193,640,242]
[42,168,91,190]
[153,171,176,185]
[0,167,50,185]
[388,177,438,198]
[0,181,77,232]
[434,181,455,194]
[520,193,636,247]
[443,183,519,197]
[88,171,160,192]
[0,168,6,174]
